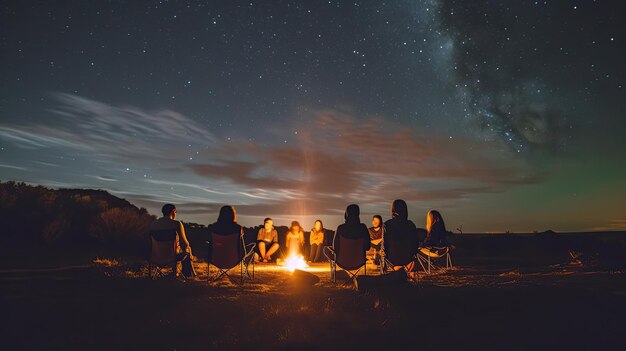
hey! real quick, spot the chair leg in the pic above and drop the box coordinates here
[339,267,364,287]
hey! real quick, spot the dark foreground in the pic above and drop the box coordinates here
[2,233,626,350]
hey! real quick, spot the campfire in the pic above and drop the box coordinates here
[284,254,308,272]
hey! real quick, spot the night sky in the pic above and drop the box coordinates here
[1,1,625,232]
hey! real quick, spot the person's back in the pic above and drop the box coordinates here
[149,217,179,266]
[422,210,449,247]
[383,200,420,266]
[149,204,195,277]
[384,218,420,258]
[207,205,244,259]
[334,204,370,253]
[150,217,180,241]
[208,221,242,237]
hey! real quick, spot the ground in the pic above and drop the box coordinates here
[2,235,626,350]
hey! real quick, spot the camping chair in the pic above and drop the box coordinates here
[207,233,256,284]
[381,238,420,283]
[416,246,453,274]
[323,235,367,286]
[148,229,181,280]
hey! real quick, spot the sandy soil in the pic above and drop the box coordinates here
[2,233,626,350]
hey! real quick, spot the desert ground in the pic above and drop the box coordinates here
[2,232,626,350]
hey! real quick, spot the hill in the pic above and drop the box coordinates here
[0,181,154,249]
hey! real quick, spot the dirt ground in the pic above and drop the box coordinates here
[2,254,626,351]
[3,232,626,350]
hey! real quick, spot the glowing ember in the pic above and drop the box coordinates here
[284,255,308,272]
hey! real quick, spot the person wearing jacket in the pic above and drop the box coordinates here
[333,204,370,254]
[308,219,325,263]
[383,199,420,271]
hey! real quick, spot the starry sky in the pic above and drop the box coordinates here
[1,1,625,232]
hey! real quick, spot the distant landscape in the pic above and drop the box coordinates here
[2,180,625,270]
[2,180,626,350]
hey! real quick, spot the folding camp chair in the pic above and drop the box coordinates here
[207,233,256,284]
[381,237,420,283]
[416,246,453,274]
[148,229,181,280]
[323,235,367,286]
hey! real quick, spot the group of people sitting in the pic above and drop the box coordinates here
[149,199,450,278]
[252,218,325,264]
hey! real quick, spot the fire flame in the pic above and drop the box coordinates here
[285,255,308,272]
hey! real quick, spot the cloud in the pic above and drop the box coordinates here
[0,126,88,150]
[188,110,542,216]
[0,93,216,163]
[0,163,28,171]
[0,94,545,222]
[589,219,626,232]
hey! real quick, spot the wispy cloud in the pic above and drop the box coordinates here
[0,126,88,150]
[188,110,542,215]
[0,93,216,163]
[589,219,626,232]
[0,94,544,222]
[0,163,28,171]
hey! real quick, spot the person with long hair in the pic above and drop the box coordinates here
[207,205,244,258]
[285,220,305,257]
[308,219,325,263]
[421,210,449,247]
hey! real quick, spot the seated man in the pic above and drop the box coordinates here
[368,215,384,265]
[254,217,280,263]
[149,204,196,278]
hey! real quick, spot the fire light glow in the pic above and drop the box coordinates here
[284,255,308,272]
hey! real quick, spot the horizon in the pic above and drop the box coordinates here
[1,2,625,233]
[4,180,626,234]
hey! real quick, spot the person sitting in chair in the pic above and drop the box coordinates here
[383,199,420,272]
[149,204,196,278]
[420,210,449,249]
[285,221,305,257]
[207,205,245,259]
[334,204,370,254]
[368,215,384,265]
[255,217,280,263]
[308,219,325,263]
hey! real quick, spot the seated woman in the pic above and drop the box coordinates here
[334,204,370,254]
[285,221,305,257]
[207,205,244,259]
[255,217,280,263]
[383,199,420,271]
[308,219,325,263]
[420,210,449,249]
